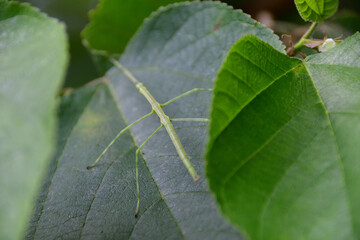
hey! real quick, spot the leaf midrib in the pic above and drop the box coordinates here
[219,60,359,186]
[304,63,357,237]
[33,81,189,239]
[217,59,358,238]
[213,64,301,185]
[258,126,328,239]
[105,80,188,240]
[79,145,137,240]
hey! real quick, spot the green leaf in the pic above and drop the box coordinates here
[20,0,101,87]
[26,80,244,240]
[294,0,339,22]
[82,0,190,55]
[207,33,360,240]
[20,0,97,33]
[28,2,285,239]
[0,1,68,240]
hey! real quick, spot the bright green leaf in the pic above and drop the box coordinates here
[82,0,190,55]
[294,0,339,22]
[0,1,68,240]
[207,33,360,240]
[27,2,285,239]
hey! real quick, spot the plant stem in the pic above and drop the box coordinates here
[293,22,319,53]
[110,58,200,182]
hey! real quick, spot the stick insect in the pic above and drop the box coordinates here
[87,56,212,217]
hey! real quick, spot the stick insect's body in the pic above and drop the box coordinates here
[87,57,211,217]
[136,82,199,182]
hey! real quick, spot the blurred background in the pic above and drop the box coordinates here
[20,0,360,88]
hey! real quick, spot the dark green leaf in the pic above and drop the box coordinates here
[0,1,68,240]
[28,2,285,239]
[294,0,339,22]
[207,33,360,240]
[82,0,190,55]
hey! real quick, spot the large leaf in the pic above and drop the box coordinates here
[20,0,100,87]
[26,80,244,240]
[207,33,360,240]
[294,0,339,22]
[28,2,285,239]
[82,0,190,55]
[0,1,68,240]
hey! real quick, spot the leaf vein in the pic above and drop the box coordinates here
[211,65,299,148]
[222,68,257,94]
[79,145,137,239]
[304,63,357,237]
[258,127,327,239]
[31,84,103,239]
[105,80,187,239]
[222,101,305,187]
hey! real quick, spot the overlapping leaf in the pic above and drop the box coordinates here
[0,1,68,240]
[207,33,360,240]
[28,2,285,239]
[82,0,190,54]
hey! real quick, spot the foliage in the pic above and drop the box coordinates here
[207,33,360,240]
[20,0,100,87]
[82,0,190,54]
[26,2,285,239]
[0,1,68,240]
[294,0,339,22]
[1,0,360,239]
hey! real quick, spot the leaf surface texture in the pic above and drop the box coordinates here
[28,2,284,239]
[0,2,68,240]
[294,0,338,22]
[207,33,360,240]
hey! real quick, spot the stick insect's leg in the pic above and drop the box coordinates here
[87,111,155,169]
[135,124,164,218]
[160,88,212,107]
[171,118,209,122]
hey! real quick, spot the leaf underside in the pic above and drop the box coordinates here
[28,2,285,239]
[0,1,68,240]
[207,33,360,240]
[294,0,339,22]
